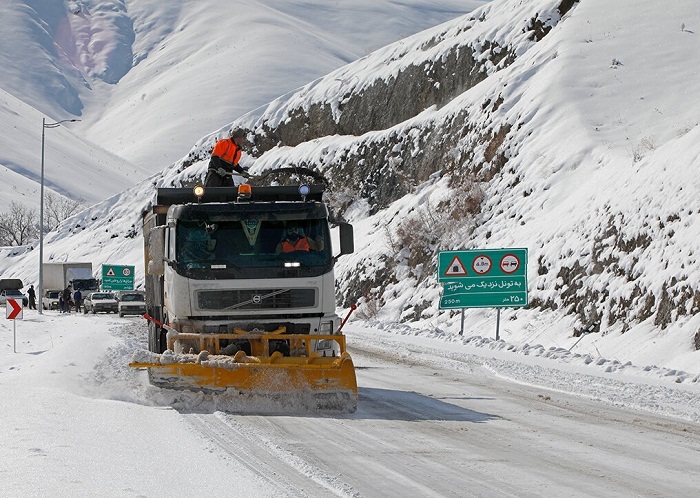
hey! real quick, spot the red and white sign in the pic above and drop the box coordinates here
[444,256,468,277]
[6,298,23,320]
[500,254,521,274]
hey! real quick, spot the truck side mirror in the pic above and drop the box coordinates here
[147,226,166,276]
[338,223,354,255]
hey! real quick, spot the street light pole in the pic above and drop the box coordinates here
[38,118,80,314]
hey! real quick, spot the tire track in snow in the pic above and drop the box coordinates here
[184,413,361,498]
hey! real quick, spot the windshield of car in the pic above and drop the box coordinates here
[46,291,60,298]
[121,294,144,302]
[5,290,23,296]
[91,293,115,300]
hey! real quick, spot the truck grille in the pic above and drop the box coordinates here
[197,288,316,310]
[203,322,311,334]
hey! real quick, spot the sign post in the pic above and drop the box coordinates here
[101,265,135,291]
[438,248,528,338]
[6,298,23,353]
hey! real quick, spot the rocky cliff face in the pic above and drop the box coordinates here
[183,2,572,212]
[238,21,533,214]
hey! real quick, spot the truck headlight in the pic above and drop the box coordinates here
[319,321,333,334]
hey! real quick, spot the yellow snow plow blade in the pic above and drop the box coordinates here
[130,332,358,411]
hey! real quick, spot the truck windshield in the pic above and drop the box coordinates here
[73,279,98,291]
[176,218,332,278]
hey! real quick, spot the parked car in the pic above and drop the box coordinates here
[83,292,118,314]
[118,292,146,317]
[0,288,28,306]
[42,290,61,310]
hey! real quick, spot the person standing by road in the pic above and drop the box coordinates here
[73,289,83,313]
[27,285,37,310]
[62,285,72,313]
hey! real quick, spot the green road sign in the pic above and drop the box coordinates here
[438,248,528,309]
[101,264,135,291]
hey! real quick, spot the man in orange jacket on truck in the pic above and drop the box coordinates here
[204,129,249,187]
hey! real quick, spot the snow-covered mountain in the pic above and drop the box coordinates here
[0,0,486,208]
[1,0,699,373]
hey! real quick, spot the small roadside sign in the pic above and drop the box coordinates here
[7,298,22,353]
[6,298,23,320]
[101,264,135,291]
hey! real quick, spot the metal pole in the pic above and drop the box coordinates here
[459,308,465,335]
[38,118,46,314]
[496,308,501,340]
[37,118,80,315]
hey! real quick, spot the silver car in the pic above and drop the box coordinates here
[83,292,118,314]
[118,292,147,317]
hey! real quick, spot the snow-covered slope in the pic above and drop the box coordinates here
[0,0,487,209]
[0,87,145,207]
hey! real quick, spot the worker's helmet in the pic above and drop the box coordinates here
[230,128,246,140]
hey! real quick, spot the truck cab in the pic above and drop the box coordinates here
[144,185,353,355]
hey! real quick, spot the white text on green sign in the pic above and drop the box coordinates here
[102,265,135,290]
[438,248,528,309]
[440,278,527,309]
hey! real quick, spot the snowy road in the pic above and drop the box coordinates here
[3,315,699,497]
[345,343,700,497]
[169,329,700,497]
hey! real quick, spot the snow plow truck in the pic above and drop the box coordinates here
[130,179,358,411]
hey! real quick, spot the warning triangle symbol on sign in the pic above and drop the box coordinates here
[444,256,468,277]
[106,268,116,276]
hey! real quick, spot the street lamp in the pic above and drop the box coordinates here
[38,118,80,314]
